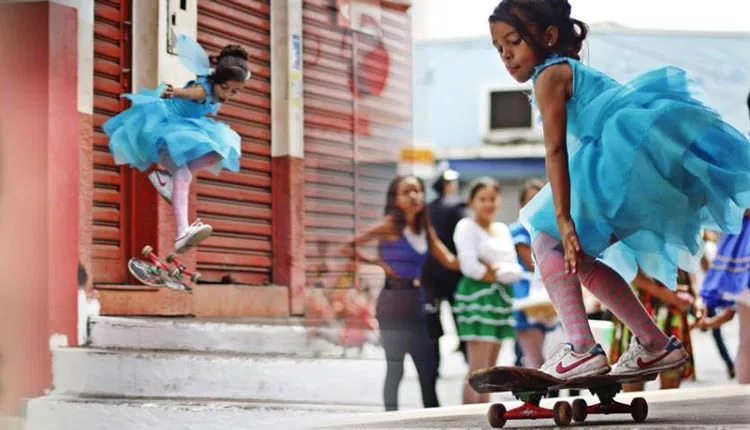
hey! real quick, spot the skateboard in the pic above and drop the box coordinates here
[469,366,657,427]
[128,245,198,292]
[127,257,191,292]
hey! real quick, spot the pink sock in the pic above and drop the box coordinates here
[577,259,668,350]
[172,166,192,237]
[532,233,595,352]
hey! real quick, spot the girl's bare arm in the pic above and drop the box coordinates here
[534,64,573,225]
[163,83,208,101]
[350,220,395,276]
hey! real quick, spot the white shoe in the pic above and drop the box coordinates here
[540,343,611,380]
[610,335,688,376]
[174,220,213,253]
[148,170,173,204]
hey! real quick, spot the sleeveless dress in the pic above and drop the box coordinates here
[520,56,750,289]
[103,35,241,174]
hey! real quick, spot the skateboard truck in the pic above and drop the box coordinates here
[489,391,570,427]
[142,245,178,277]
[166,252,202,283]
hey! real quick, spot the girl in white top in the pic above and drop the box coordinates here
[453,177,522,404]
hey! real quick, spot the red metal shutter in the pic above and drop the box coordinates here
[195,0,273,284]
[303,0,410,287]
[92,0,132,284]
[303,0,356,286]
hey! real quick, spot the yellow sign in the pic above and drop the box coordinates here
[400,148,434,164]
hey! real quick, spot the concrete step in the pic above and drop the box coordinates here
[87,316,382,359]
[51,347,392,407]
[0,416,23,430]
[25,396,375,430]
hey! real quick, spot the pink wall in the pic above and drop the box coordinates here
[0,2,79,415]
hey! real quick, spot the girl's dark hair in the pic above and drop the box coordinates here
[209,44,250,84]
[468,177,501,202]
[746,89,750,117]
[489,0,588,60]
[519,177,544,204]
[384,176,430,235]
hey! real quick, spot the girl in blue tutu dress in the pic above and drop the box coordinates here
[488,0,750,380]
[104,35,247,253]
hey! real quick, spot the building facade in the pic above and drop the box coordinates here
[0,0,413,416]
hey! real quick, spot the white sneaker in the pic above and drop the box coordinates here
[174,220,213,253]
[540,343,611,380]
[148,170,173,204]
[610,335,688,376]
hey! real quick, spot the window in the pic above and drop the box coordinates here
[489,90,532,130]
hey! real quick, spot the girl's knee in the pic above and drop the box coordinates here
[531,232,563,261]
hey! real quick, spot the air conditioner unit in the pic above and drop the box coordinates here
[480,85,543,144]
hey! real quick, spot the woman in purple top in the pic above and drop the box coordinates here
[353,175,459,411]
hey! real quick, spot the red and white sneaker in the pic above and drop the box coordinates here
[148,169,173,204]
[174,220,213,254]
[540,343,611,380]
[610,335,688,376]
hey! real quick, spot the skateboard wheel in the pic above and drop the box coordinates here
[572,398,587,422]
[630,397,648,422]
[553,401,572,426]
[169,268,181,278]
[142,245,153,257]
[487,403,506,428]
[165,253,177,263]
[190,272,201,283]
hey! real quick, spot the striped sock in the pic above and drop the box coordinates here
[577,259,668,350]
[532,233,595,353]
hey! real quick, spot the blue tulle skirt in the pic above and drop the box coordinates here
[103,84,241,173]
[521,66,750,289]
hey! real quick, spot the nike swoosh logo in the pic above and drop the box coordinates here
[555,353,600,374]
[156,172,167,186]
[636,351,672,369]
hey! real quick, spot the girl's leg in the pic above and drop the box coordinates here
[380,329,408,411]
[516,328,546,369]
[463,341,488,404]
[531,233,595,352]
[576,259,668,350]
[479,341,502,404]
[171,166,192,236]
[736,302,750,384]
[408,330,440,409]
[707,306,735,377]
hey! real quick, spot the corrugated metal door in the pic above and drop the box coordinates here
[195,0,273,284]
[303,0,411,287]
[92,0,131,284]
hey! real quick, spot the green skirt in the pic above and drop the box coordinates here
[453,276,515,343]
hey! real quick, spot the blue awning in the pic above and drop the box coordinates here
[445,157,546,180]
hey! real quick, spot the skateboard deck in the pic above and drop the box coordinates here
[128,258,191,292]
[469,366,658,428]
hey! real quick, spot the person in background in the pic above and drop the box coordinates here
[422,165,467,376]
[352,175,460,411]
[453,177,522,404]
